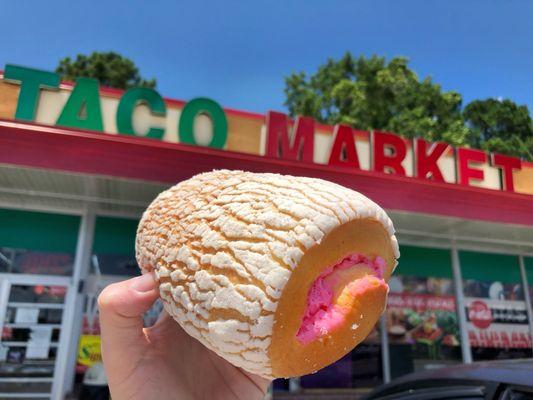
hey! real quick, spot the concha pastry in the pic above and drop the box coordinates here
[136,170,399,379]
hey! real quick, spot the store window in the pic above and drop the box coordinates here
[0,209,79,276]
[460,251,532,361]
[91,216,139,276]
[387,246,462,379]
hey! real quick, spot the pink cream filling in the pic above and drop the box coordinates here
[296,254,386,345]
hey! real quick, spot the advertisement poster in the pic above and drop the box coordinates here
[26,326,52,359]
[77,297,101,373]
[386,275,462,376]
[14,307,39,324]
[77,335,102,367]
[465,297,532,348]
[387,276,461,350]
[0,344,7,362]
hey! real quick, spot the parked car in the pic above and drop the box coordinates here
[364,359,533,399]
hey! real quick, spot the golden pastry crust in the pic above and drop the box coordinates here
[136,170,399,378]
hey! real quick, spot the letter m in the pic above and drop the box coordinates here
[266,111,315,162]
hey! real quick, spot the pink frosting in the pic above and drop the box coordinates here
[295,254,386,345]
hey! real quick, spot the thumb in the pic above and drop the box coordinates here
[98,273,159,377]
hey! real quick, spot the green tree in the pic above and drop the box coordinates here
[55,51,156,89]
[463,99,533,160]
[285,53,470,146]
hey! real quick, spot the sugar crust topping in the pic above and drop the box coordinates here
[136,170,399,377]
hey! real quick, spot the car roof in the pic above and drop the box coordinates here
[366,359,533,399]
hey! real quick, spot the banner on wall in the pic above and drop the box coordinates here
[465,297,532,348]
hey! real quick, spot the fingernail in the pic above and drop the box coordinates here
[131,273,155,293]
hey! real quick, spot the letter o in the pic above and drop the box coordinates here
[178,97,227,149]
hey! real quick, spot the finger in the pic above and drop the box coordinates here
[98,273,159,370]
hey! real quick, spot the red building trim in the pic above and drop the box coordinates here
[0,120,532,226]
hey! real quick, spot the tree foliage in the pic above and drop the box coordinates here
[56,51,156,90]
[464,99,533,160]
[285,53,532,160]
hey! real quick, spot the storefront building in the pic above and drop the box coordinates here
[0,64,532,399]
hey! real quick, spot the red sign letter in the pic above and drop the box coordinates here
[266,111,314,162]
[327,125,361,169]
[415,138,449,182]
[373,131,407,176]
[490,153,521,192]
[457,148,487,186]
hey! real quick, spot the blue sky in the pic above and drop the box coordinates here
[1,1,532,114]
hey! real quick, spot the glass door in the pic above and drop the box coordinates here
[0,274,72,399]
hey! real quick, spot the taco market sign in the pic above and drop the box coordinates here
[1,64,530,194]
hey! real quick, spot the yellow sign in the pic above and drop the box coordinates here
[77,335,102,367]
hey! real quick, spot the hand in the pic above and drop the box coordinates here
[98,273,271,400]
